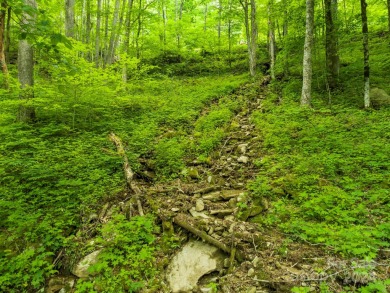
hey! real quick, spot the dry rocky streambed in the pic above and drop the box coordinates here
[46,82,389,293]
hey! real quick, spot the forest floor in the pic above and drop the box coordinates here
[94,80,389,293]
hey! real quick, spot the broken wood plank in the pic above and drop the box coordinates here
[173,213,245,262]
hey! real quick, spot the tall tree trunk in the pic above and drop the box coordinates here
[268,0,275,80]
[95,0,102,67]
[176,0,183,51]
[0,1,9,89]
[5,6,10,63]
[218,0,222,50]
[65,0,75,38]
[18,0,36,122]
[86,0,91,45]
[204,4,207,32]
[324,0,339,88]
[360,0,370,108]
[105,0,121,65]
[122,0,133,83]
[135,0,142,59]
[123,0,134,53]
[103,0,110,65]
[301,0,315,106]
[240,0,257,76]
[249,0,257,76]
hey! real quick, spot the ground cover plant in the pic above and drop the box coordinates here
[251,102,390,258]
[0,59,247,291]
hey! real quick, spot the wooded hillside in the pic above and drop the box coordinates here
[0,0,389,292]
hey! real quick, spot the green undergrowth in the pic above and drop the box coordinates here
[0,49,248,291]
[250,95,390,259]
[75,215,157,293]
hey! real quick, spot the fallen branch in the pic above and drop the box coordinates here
[109,132,144,216]
[173,213,245,262]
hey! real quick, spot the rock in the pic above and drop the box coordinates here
[248,268,255,277]
[249,206,263,217]
[230,120,241,129]
[224,215,235,221]
[371,88,390,108]
[237,144,248,154]
[71,250,101,278]
[237,156,249,164]
[46,276,75,293]
[166,240,224,293]
[188,167,200,179]
[189,207,209,219]
[196,199,205,212]
[247,287,257,293]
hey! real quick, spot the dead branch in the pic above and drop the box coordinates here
[173,213,245,262]
[109,132,144,216]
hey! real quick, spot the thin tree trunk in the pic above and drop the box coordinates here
[249,0,257,76]
[218,0,222,50]
[95,0,102,67]
[325,0,339,88]
[135,0,142,59]
[86,0,91,45]
[123,0,134,53]
[5,6,10,63]
[105,0,121,65]
[301,0,315,106]
[204,4,207,32]
[176,0,183,51]
[268,0,275,80]
[103,0,110,65]
[65,0,75,38]
[0,1,9,89]
[112,0,127,58]
[18,0,36,122]
[360,0,370,108]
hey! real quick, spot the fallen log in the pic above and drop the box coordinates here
[173,213,245,262]
[109,132,144,216]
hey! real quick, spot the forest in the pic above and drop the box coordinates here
[0,0,389,292]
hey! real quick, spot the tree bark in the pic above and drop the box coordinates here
[360,0,370,108]
[109,133,144,216]
[0,1,9,89]
[240,0,257,76]
[301,0,315,106]
[324,0,339,88]
[4,6,10,63]
[65,0,75,38]
[105,0,121,65]
[18,0,36,122]
[268,0,275,80]
[95,0,102,67]
[249,0,257,76]
[86,0,91,45]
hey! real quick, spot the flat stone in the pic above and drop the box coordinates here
[248,268,255,277]
[189,207,209,219]
[167,240,224,293]
[46,276,75,293]
[195,199,205,212]
[237,156,249,163]
[72,250,101,278]
[237,143,248,154]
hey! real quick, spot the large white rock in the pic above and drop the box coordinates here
[71,250,101,278]
[167,240,224,292]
